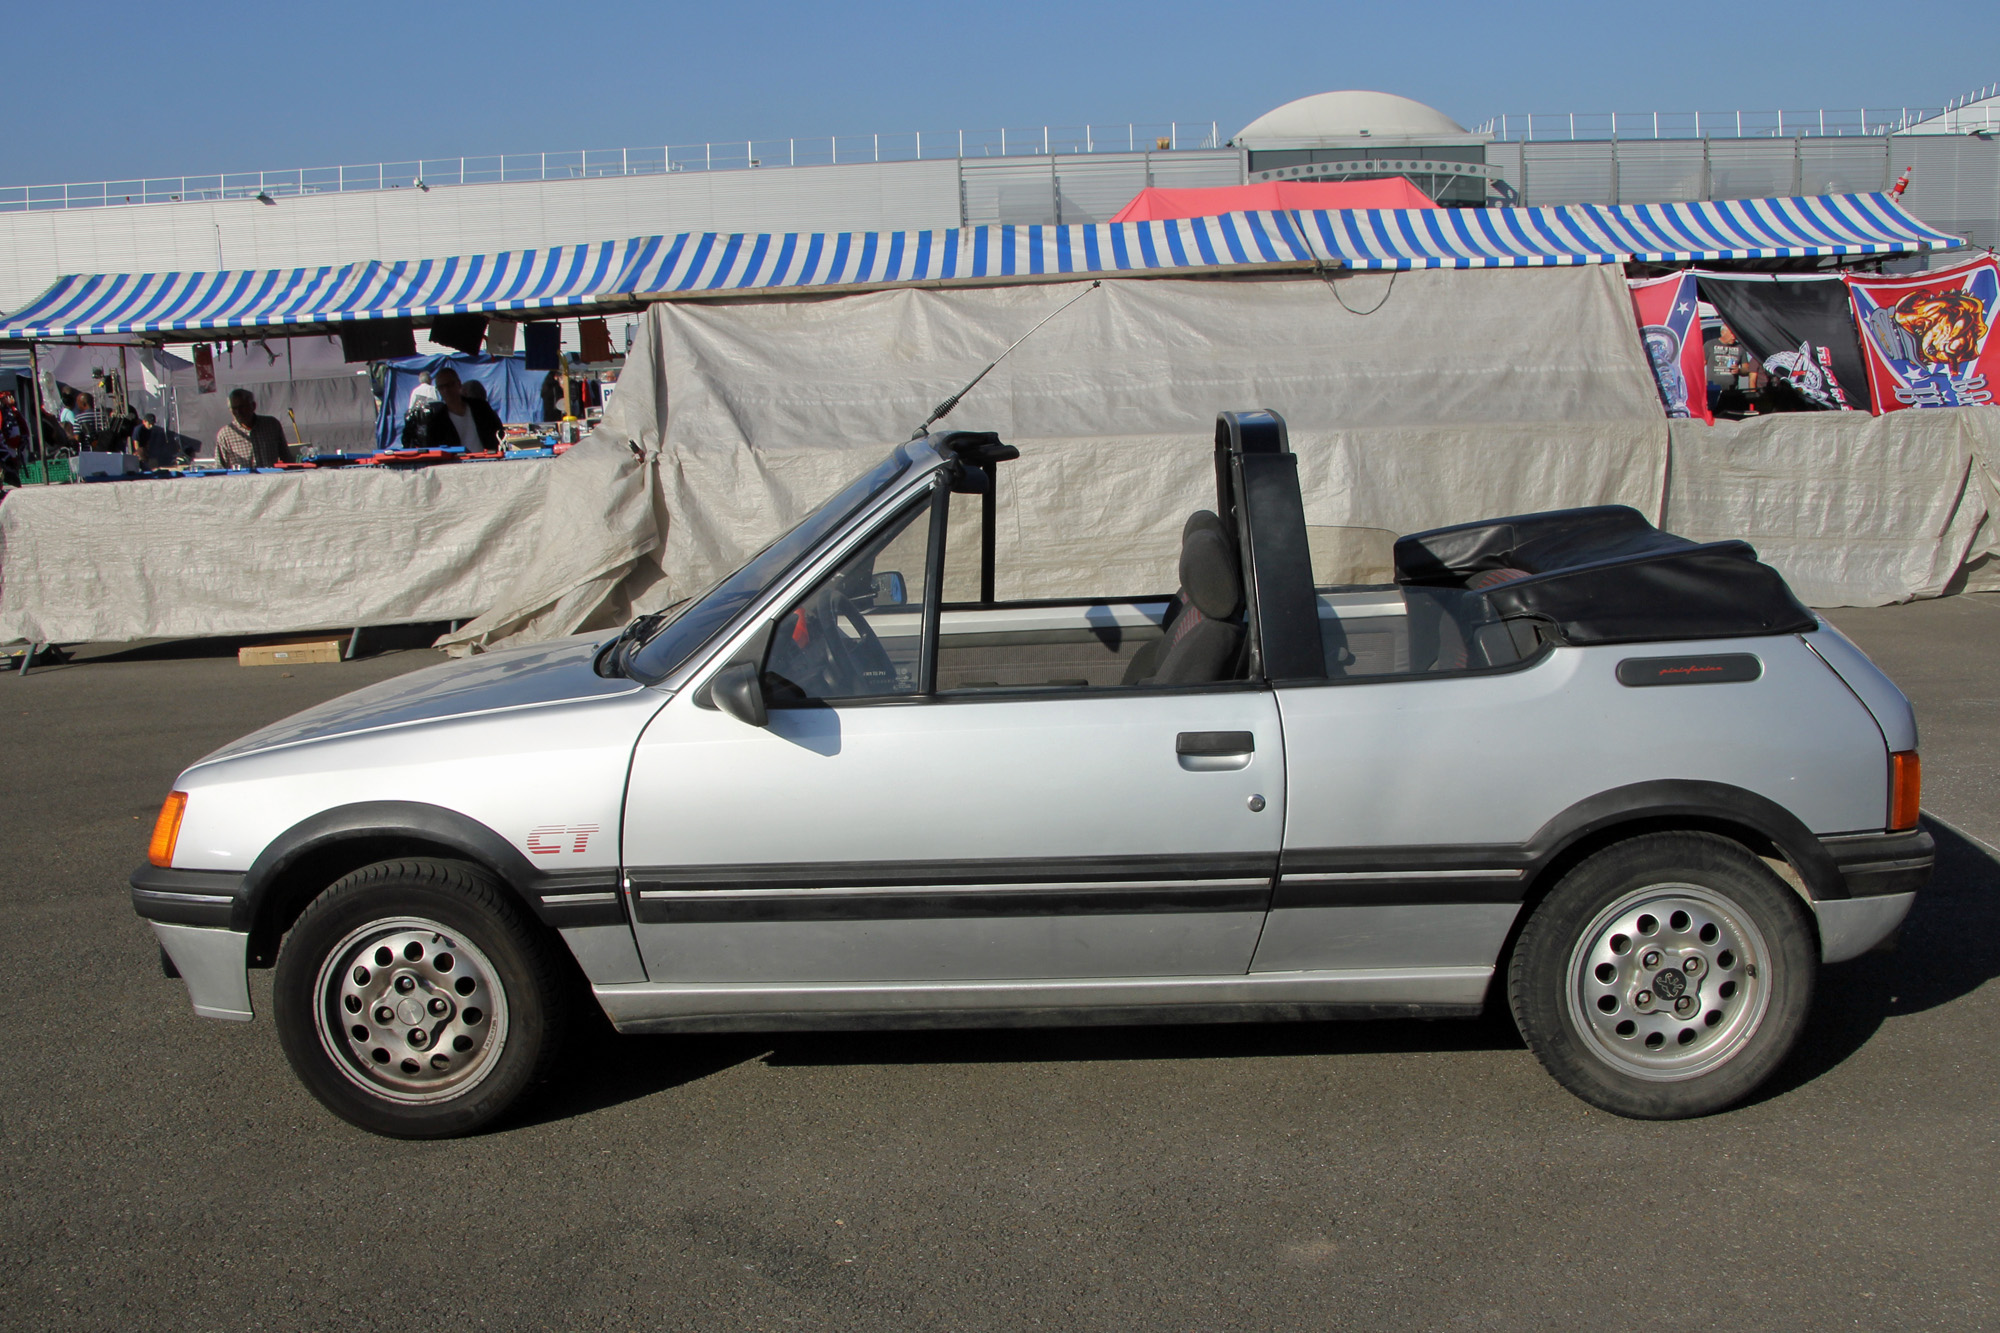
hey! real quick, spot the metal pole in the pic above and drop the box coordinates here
[27,343,47,468]
[791,138,796,166]
[959,129,964,158]
[874,133,880,161]
[916,130,922,159]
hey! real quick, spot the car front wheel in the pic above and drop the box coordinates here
[1508,832,1816,1119]
[273,858,567,1138]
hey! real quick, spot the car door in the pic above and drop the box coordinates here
[621,483,1284,985]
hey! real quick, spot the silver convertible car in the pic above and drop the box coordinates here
[132,412,1929,1137]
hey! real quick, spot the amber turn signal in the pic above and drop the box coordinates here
[1888,751,1921,832]
[148,791,188,867]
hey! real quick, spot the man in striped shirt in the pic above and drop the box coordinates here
[214,388,292,469]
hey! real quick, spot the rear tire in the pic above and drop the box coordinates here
[1508,832,1815,1119]
[273,859,567,1138]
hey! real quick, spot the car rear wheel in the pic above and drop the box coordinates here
[273,859,567,1138]
[1508,832,1816,1119]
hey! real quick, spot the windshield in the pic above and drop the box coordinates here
[624,446,917,684]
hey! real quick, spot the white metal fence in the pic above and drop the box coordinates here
[0,121,1223,213]
[1477,107,1963,141]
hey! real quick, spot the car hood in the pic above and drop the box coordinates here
[191,634,647,767]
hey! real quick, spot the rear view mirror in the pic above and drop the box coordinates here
[710,660,768,728]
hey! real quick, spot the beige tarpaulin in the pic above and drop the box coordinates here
[441,267,1672,652]
[0,462,557,645]
[1663,407,2000,605]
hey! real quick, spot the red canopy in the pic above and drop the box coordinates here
[1108,178,1437,223]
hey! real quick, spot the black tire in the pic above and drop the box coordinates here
[1508,832,1816,1119]
[273,858,568,1138]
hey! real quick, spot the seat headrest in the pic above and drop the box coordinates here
[1184,509,1225,541]
[1181,526,1242,620]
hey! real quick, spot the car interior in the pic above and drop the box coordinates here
[759,477,1547,706]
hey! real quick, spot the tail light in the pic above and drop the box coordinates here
[148,792,188,867]
[1888,752,1921,832]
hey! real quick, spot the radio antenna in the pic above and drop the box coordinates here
[909,280,1102,439]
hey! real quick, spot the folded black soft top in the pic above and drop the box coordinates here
[1394,505,1817,646]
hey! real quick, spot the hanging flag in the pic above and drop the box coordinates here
[1628,272,1712,424]
[193,343,217,395]
[1846,257,2000,412]
[1698,274,1870,412]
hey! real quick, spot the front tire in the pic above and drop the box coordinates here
[274,859,567,1138]
[1508,832,1816,1119]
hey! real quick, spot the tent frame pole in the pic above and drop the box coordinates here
[27,342,48,469]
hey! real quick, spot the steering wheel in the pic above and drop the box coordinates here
[830,593,898,693]
[768,585,898,699]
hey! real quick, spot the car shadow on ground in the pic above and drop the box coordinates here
[1748,815,2000,1106]
[513,1008,1530,1131]
[513,816,1998,1128]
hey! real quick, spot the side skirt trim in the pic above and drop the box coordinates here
[594,965,1492,1032]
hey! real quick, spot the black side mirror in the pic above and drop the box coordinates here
[709,660,768,728]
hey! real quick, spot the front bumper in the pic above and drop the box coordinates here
[130,863,247,929]
[149,922,253,1020]
[132,864,254,1021]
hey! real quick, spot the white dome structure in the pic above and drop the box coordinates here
[1236,91,1473,146]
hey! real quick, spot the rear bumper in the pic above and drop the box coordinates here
[1812,829,1931,963]
[1822,829,1933,899]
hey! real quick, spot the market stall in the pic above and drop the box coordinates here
[1,192,1985,652]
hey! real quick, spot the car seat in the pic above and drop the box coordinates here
[1142,518,1245,685]
[1122,511,1228,686]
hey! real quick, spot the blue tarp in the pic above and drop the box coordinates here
[376,353,545,448]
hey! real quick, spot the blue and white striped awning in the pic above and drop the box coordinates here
[0,240,641,340]
[1298,193,1960,269]
[0,194,1958,340]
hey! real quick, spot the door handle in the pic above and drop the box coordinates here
[1177,731,1255,756]
[1177,731,1255,772]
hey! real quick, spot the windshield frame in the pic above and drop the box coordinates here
[623,443,931,687]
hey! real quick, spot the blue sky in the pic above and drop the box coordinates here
[3,0,1995,185]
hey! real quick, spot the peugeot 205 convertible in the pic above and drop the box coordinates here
[131,411,1930,1137]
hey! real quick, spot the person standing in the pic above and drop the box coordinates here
[214,388,292,468]
[71,392,105,447]
[132,412,178,468]
[406,367,501,451]
[407,370,439,410]
[0,391,23,483]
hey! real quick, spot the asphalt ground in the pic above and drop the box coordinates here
[1,601,1995,1331]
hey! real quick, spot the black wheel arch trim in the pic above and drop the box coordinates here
[233,801,626,948]
[1523,780,1857,901]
